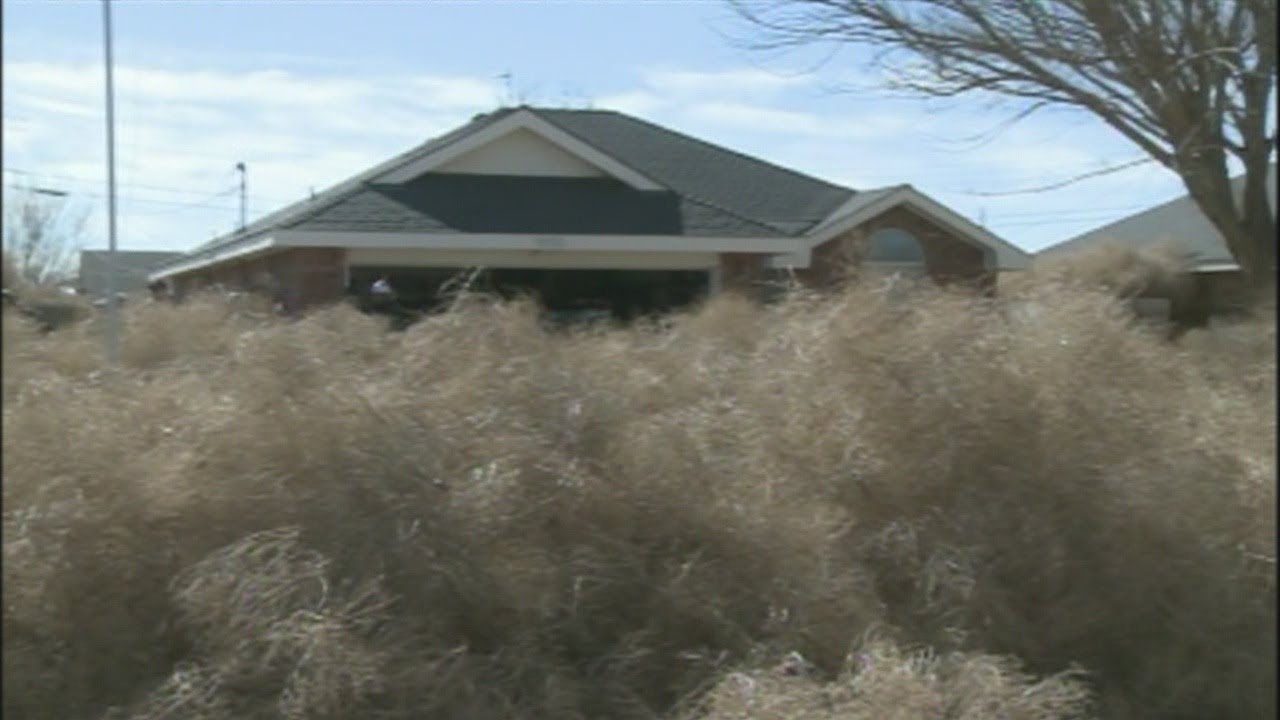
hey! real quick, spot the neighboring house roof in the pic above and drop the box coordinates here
[1038,165,1277,271]
[78,250,182,297]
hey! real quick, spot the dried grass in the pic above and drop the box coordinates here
[683,640,1093,720]
[3,277,1273,720]
[1011,242,1194,299]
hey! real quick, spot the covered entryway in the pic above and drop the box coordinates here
[347,265,710,321]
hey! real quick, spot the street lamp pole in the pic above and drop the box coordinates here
[102,0,121,364]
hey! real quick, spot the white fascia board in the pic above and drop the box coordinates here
[347,248,720,270]
[274,230,801,255]
[809,188,898,234]
[1195,262,1242,273]
[764,251,812,269]
[148,236,277,281]
[376,109,664,190]
[802,186,1032,271]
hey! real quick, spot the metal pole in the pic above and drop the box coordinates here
[102,0,120,365]
[236,161,246,231]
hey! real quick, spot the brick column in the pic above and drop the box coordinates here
[271,248,347,312]
[718,253,765,296]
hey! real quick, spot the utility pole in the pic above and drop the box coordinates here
[102,0,121,365]
[236,161,247,231]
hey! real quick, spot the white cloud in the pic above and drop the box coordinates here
[593,90,666,116]
[595,68,816,120]
[1,59,503,250]
[685,102,827,135]
[405,77,504,109]
[14,94,99,119]
[1,116,43,154]
[641,67,814,96]
[1,55,1187,255]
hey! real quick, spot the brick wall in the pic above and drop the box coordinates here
[270,248,347,312]
[168,247,347,312]
[794,206,994,293]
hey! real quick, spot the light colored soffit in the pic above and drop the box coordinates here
[273,230,800,255]
[346,248,719,271]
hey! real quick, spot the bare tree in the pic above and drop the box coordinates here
[732,0,1277,295]
[3,185,86,287]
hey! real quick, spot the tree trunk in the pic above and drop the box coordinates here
[1177,156,1276,305]
[1240,160,1277,303]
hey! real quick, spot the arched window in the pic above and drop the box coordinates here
[867,228,926,265]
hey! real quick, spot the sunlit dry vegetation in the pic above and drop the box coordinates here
[3,265,1274,719]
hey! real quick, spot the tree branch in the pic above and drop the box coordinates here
[960,157,1156,196]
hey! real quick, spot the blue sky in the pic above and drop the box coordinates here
[4,0,1200,256]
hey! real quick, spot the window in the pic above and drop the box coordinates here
[867,228,925,264]
[866,228,927,278]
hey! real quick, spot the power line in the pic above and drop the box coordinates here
[125,187,243,214]
[2,111,387,159]
[995,213,1137,229]
[2,166,296,206]
[980,203,1153,220]
[4,166,238,200]
[5,109,1150,182]
[959,158,1157,197]
[4,182,239,211]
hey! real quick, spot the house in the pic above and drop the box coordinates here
[148,106,1029,318]
[1037,165,1276,323]
[78,250,183,299]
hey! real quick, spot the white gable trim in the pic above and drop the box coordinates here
[809,188,901,235]
[377,109,665,190]
[275,230,798,254]
[797,186,1031,271]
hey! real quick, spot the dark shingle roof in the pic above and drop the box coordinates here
[163,109,521,268]
[291,174,784,237]
[79,250,182,296]
[533,108,853,235]
[157,106,857,274]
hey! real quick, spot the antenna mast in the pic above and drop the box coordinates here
[235,162,246,231]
